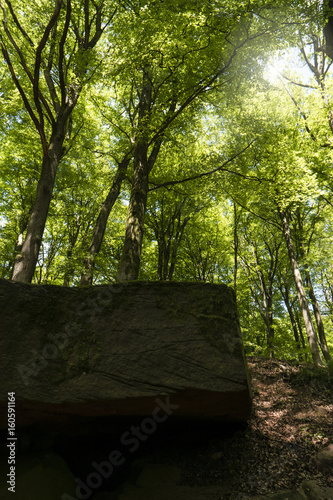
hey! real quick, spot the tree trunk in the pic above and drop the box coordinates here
[280,282,303,359]
[321,272,333,322]
[80,157,130,285]
[162,216,189,282]
[266,291,275,358]
[168,232,184,281]
[293,301,308,356]
[324,0,333,59]
[11,123,66,283]
[233,201,239,296]
[162,240,171,280]
[117,143,150,282]
[278,209,323,366]
[305,270,331,362]
[5,1,109,284]
[63,248,73,287]
[157,238,165,281]
[117,66,153,282]
[287,302,302,353]
[296,209,331,362]
[14,213,30,255]
[251,241,277,359]
[256,267,275,358]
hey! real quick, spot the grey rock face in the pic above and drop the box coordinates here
[0,280,252,428]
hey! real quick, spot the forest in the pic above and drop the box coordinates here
[1,0,333,366]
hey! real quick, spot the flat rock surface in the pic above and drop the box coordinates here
[0,279,251,427]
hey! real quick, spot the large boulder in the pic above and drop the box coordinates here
[0,279,251,429]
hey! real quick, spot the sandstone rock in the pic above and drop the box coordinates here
[0,279,251,429]
[298,479,333,500]
[315,443,333,472]
[253,490,306,500]
[254,480,333,500]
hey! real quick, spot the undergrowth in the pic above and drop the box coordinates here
[288,359,333,391]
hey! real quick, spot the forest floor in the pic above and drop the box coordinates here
[113,356,333,499]
[177,356,333,498]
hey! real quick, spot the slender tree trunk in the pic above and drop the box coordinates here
[266,292,275,358]
[63,248,73,287]
[280,283,302,360]
[287,302,302,354]
[256,268,275,358]
[166,216,189,281]
[278,209,323,366]
[167,248,177,281]
[156,226,165,282]
[163,243,171,280]
[305,270,331,361]
[167,224,187,281]
[9,213,30,275]
[118,136,164,283]
[293,301,307,353]
[296,210,331,362]
[253,242,277,358]
[11,122,66,283]
[321,272,333,322]
[233,201,239,296]
[80,157,130,285]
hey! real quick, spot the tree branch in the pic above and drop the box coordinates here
[59,0,71,107]
[4,0,34,46]
[0,40,41,136]
[276,71,317,142]
[33,0,63,137]
[148,140,257,191]
[279,72,316,89]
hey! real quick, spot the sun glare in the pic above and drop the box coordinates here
[265,63,282,84]
[264,55,289,84]
[264,49,313,86]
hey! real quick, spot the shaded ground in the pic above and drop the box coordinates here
[114,356,333,499]
[1,356,332,499]
[179,356,333,497]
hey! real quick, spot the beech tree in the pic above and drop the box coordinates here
[0,0,116,282]
[291,205,331,362]
[217,63,330,364]
[278,208,323,366]
[114,0,298,281]
[237,218,282,358]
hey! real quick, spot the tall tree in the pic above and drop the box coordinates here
[80,154,131,285]
[278,208,323,366]
[0,0,115,282]
[294,206,332,361]
[277,269,307,359]
[238,219,282,358]
[116,0,293,281]
[145,192,198,282]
